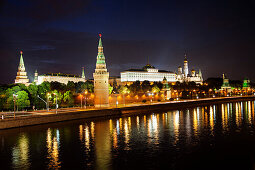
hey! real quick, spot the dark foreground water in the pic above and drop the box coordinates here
[1,101,255,170]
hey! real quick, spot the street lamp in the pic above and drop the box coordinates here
[37,94,49,111]
[13,94,18,118]
[53,93,58,114]
[84,90,88,109]
[79,94,83,108]
[116,94,118,108]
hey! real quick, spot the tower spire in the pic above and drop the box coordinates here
[82,67,85,79]
[15,51,29,85]
[96,34,106,65]
[19,51,25,71]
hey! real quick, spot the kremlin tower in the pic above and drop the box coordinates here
[82,67,86,80]
[93,34,109,107]
[183,54,189,78]
[15,51,29,85]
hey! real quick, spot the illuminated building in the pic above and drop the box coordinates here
[242,78,250,89]
[15,51,30,86]
[121,55,203,84]
[93,34,109,107]
[161,77,171,100]
[35,68,85,85]
[121,64,176,84]
[220,74,232,92]
[176,55,203,84]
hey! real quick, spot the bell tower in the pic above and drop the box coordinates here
[93,34,109,107]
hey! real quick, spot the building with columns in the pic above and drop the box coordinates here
[15,51,30,86]
[121,64,176,84]
[93,34,109,107]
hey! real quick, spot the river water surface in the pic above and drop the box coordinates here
[1,101,255,169]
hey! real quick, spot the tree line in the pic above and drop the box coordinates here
[0,81,93,111]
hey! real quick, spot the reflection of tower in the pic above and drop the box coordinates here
[34,70,38,84]
[82,67,86,80]
[93,34,109,107]
[15,51,29,85]
[183,54,188,77]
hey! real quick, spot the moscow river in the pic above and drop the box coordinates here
[1,100,255,169]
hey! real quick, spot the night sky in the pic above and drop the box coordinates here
[0,0,255,84]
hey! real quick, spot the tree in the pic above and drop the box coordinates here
[141,80,151,93]
[63,90,74,106]
[129,81,141,94]
[152,85,160,93]
[66,81,76,92]
[16,91,30,109]
[109,84,113,94]
[119,86,130,94]
[28,83,39,108]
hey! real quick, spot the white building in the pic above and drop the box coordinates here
[121,64,176,83]
[176,55,203,84]
[121,55,203,84]
[35,68,86,85]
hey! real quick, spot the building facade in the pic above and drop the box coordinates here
[93,34,109,107]
[36,73,85,85]
[121,55,203,84]
[121,64,176,84]
[176,55,203,84]
[15,51,30,86]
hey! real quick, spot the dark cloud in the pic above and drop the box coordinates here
[1,0,92,22]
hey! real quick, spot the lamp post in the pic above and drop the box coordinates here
[84,90,88,109]
[13,94,18,118]
[116,94,118,108]
[53,93,58,114]
[37,94,49,111]
[80,94,83,108]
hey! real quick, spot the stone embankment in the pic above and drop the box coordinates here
[0,96,254,130]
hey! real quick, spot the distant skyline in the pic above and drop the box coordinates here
[1,0,255,84]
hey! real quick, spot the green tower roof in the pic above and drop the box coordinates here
[98,34,103,47]
[19,51,24,67]
[96,34,106,64]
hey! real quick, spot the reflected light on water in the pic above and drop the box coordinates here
[47,128,61,169]
[12,133,30,170]
[193,108,198,136]
[209,106,214,132]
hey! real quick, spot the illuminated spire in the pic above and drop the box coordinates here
[184,53,187,62]
[98,33,103,47]
[19,51,25,71]
[82,67,85,79]
[96,33,106,64]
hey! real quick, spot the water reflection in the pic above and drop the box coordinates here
[5,100,255,169]
[47,128,61,169]
[12,133,30,170]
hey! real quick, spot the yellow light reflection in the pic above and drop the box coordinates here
[47,128,61,169]
[12,133,30,169]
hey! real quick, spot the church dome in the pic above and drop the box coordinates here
[143,64,155,70]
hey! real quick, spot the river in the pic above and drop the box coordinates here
[1,100,255,169]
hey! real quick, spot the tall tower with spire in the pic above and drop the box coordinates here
[15,51,29,85]
[93,34,109,107]
[34,70,38,84]
[82,67,86,80]
[183,54,189,77]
